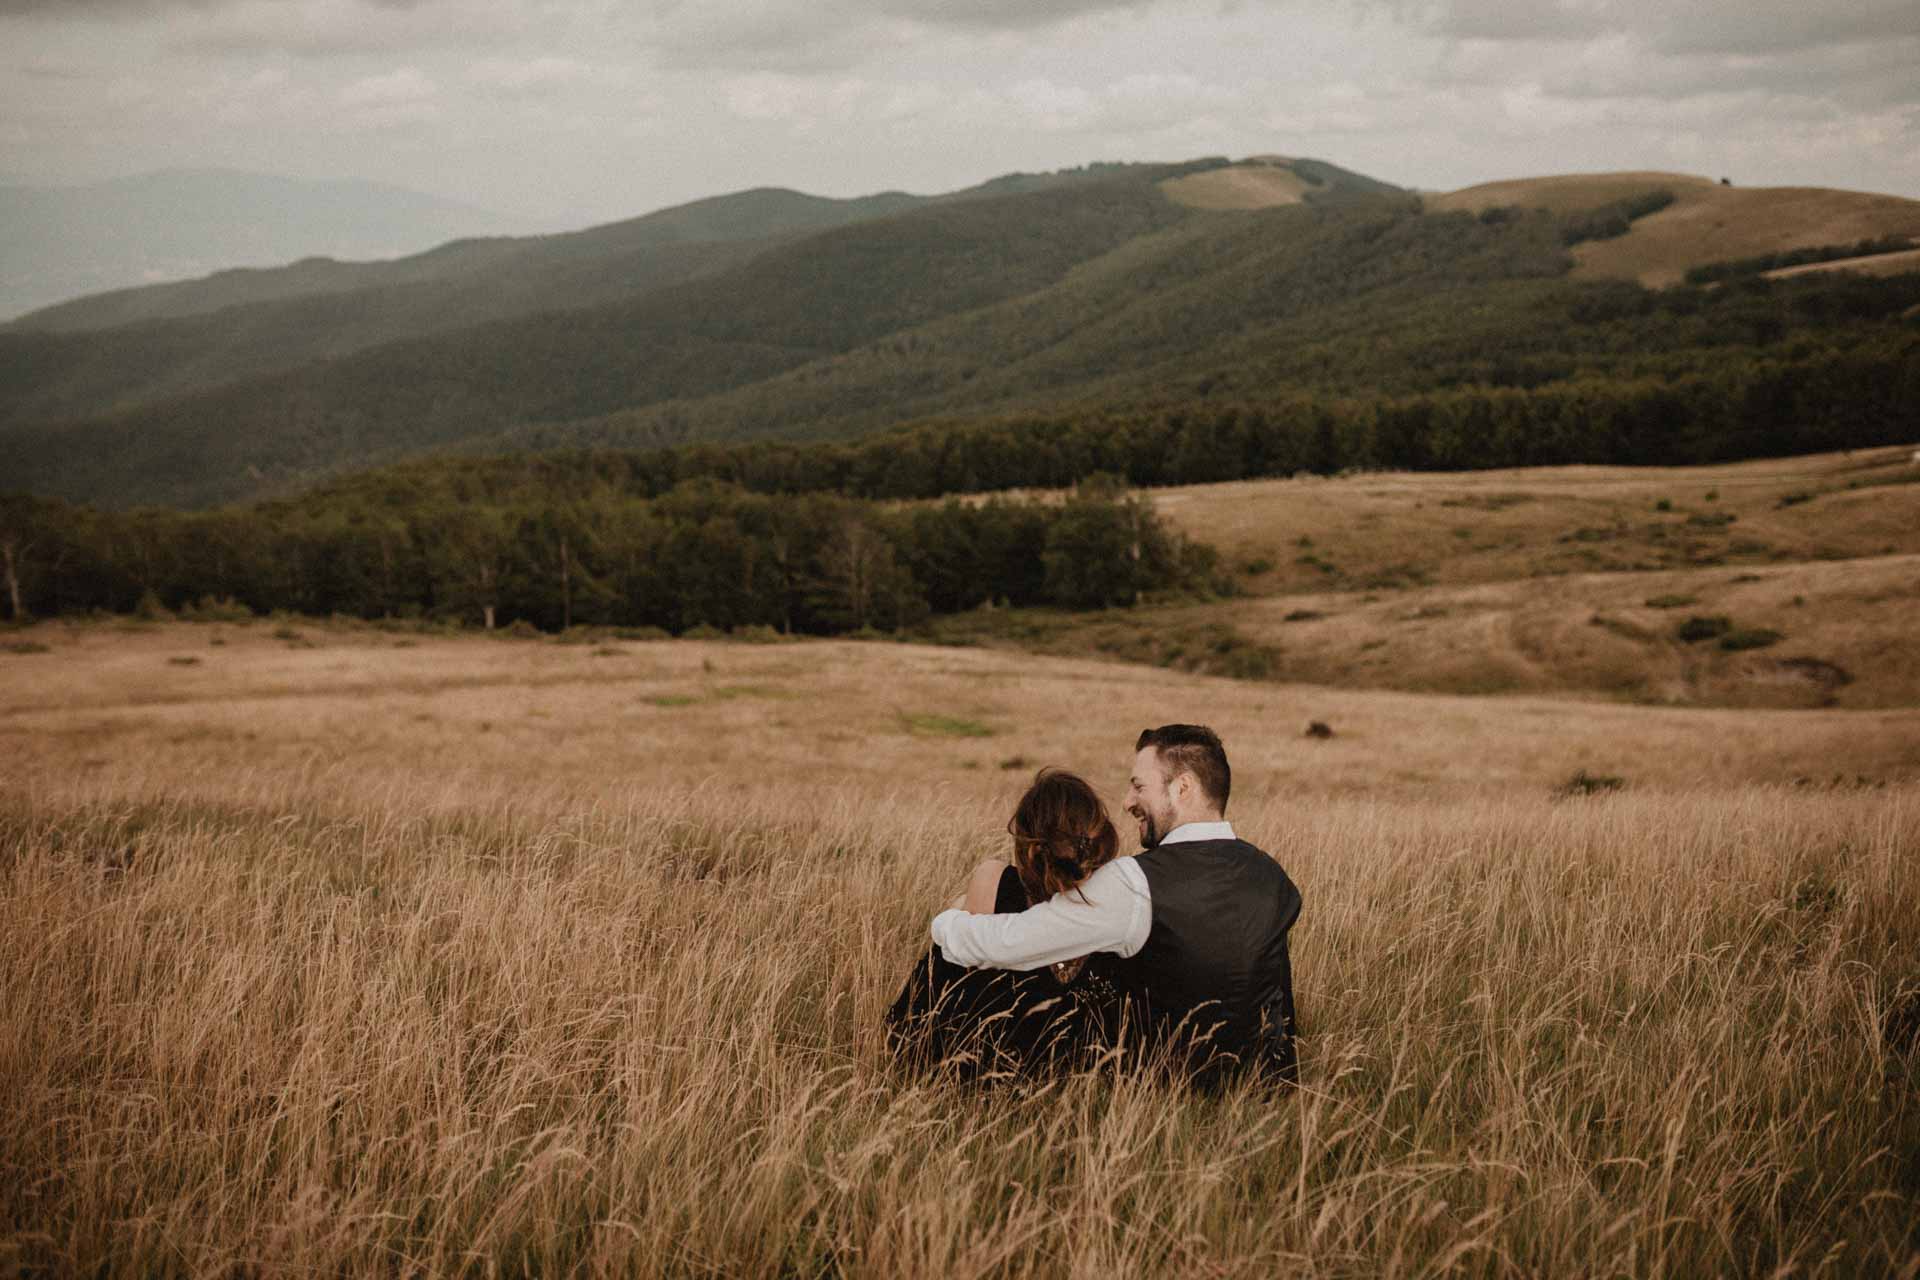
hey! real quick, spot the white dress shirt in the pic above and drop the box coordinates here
[930,821,1236,971]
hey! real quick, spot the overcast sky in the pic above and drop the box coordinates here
[5,0,1917,226]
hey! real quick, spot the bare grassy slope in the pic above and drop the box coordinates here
[1428,172,1920,286]
[1134,447,1920,707]
[1427,171,1716,216]
[3,625,1917,1275]
[1159,163,1311,210]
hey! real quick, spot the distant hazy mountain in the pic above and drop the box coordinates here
[0,168,540,320]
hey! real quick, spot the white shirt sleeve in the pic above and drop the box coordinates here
[930,857,1151,971]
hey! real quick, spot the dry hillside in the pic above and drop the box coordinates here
[1159,160,1312,210]
[937,448,1920,710]
[1428,171,1920,285]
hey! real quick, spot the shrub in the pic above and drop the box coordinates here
[1720,628,1783,651]
[1557,768,1626,797]
[1675,615,1732,643]
[134,589,172,622]
[179,595,254,623]
[681,623,724,640]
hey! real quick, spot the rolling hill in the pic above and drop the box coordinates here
[4,157,1918,511]
[1428,172,1920,286]
[0,169,538,323]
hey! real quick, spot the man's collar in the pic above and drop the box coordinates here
[1158,820,1235,846]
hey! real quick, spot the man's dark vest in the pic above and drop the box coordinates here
[1101,838,1302,1086]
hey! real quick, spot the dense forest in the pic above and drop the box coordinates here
[0,478,1220,635]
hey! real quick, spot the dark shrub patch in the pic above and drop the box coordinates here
[1719,628,1783,651]
[1675,615,1732,643]
[1557,768,1626,798]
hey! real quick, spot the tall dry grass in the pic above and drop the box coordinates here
[4,768,1916,1277]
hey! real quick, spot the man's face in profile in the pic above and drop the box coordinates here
[1125,746,1177,850]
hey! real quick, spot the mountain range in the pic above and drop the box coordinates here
[0,168,543,323]
[3,155,1917,509]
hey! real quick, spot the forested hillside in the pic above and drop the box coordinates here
[4,157,1918,513]
[0,160,1213,426]
[2,165,1218,505]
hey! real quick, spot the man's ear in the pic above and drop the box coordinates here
[1171,770,1193,808]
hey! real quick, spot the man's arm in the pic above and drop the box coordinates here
[930,859,1150,971]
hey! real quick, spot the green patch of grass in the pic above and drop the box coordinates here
[1282,609,1326,623]
[641,694,702,708]
[1644,594,1696,609]
[166,656,201,667]
[1776,491,1816,508]
[3,640,51,655]
[1240,557,1275,575]
[592,647,626,657]
[1686,511,1737,529]
[1719,628,1783,651]
[900,712,996,738]
[1438,492,1535,511]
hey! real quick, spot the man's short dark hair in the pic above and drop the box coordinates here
[1135,724,1230,813]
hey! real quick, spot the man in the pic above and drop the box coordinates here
[930,724,1303,1086]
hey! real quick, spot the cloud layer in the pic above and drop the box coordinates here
[3,0,1915,224]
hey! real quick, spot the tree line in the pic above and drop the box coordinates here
[0,479,1219,634]
[1684,236,1916,285]
[281,326,1920,512]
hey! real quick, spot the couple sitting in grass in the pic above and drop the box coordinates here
[888,724,1304,1088]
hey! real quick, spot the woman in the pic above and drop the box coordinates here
[886,768,1124,1077]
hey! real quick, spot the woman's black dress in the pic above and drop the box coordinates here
[886,866,1119,1077]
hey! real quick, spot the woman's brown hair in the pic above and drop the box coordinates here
[1007,768,1120,904]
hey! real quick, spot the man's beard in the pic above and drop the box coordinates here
[1135,806,1168,851]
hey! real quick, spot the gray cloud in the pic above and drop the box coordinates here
[1403,0,1920,56]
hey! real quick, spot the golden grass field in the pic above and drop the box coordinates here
[4,609,1918,1276]
[1427,171,1920,286]
[941,448,1920,710]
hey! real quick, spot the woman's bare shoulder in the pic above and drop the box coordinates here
[963,858,1010,914]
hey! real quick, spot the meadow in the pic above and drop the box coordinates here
[945,447,1920,708]
[3,621,1917,1276]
